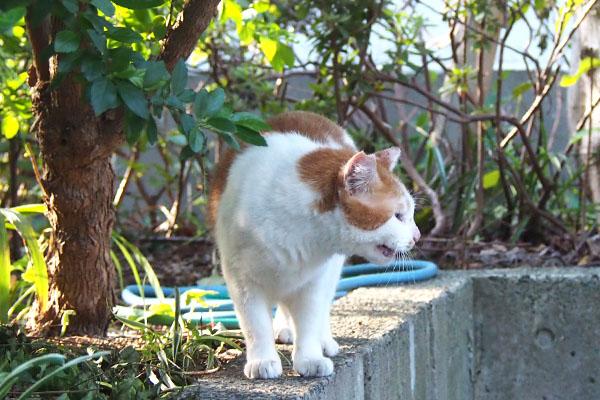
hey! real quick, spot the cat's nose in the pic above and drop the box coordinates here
[413,227,421,243]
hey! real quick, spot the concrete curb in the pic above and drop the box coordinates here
[174,267,600,399]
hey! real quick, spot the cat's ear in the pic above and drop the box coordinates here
[375,147,401,171]
[342,151,377,195]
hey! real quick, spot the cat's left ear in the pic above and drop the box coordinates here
[375,147,401,170]
[342,151,377,195]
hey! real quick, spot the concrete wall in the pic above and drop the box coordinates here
[175,267,599,399]
[472,269,600,400]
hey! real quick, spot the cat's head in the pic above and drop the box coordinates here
[338,147,420,265]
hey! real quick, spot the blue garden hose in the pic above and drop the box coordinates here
[119,260,437,328]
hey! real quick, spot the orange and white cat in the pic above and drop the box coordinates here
[209,111,420,379]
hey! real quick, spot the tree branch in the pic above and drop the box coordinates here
[24,6,50,83]
[158,0,221,73]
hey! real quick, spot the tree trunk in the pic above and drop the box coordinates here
[26,82,121,336]
[24,0,221,336]
[568,4,600,225]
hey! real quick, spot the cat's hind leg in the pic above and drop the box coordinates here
[318,254,344,358]
[285,288,333,377]
[283,255,344,377]
[226,279,282,379]
[273,305,294,344]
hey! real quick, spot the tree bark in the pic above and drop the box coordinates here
[26,81,121,335]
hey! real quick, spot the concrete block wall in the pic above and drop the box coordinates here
[176,268,599,399]
[472,269,600,400]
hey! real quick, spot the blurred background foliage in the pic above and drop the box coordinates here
[1,0,599,271]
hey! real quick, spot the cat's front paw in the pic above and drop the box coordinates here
[244,358,283,379]
[322,337,339,357]
[275,327,294,344]
[293,356,334,377]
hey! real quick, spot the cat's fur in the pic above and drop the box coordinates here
[209,111,420,379]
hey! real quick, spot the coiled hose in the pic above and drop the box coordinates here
[119,260,438,328]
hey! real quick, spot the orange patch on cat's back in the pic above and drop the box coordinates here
[210,112,354,226]
[268,111,351,147]
[208,146,245,226]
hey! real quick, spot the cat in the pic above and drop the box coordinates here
[209,111,420,379]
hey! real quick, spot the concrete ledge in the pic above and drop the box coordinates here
[175,267,600,399]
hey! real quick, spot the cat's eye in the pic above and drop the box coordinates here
[395,212,404,221]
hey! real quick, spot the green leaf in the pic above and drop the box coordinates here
[188,127,204,152]
[109,47,134,73]
[60,0,79,13]
[221,132,241,150]
[90,76,119,115]
[0,354,65,399]
[560,57,600,87]
[152,15,167,39]
[83,11,112,32]
[259,36,278,62]
[54,30,81,53]
[179,145,196,161]
[126,68,145,87]
[0,209,48,313]
[193,89,208,118]
[222,0,242,26]
[277,42,295,68]
[10,203,45,215]
[207,117,236,133]
[57,51,83,73]
[205,88,225,117]
[90,0,115,16]
[181,289,218,307]
[115,80,149,119]
[111,0,164,9]
[234,125,267,146]
[0,7,26,31]
[171,58,188,95]
[180,113,195,134]
[570,127,600,145]
[178,89,195,103]
[106,26,143,43]
[146,117,157,145]
[428,142,447,189]
[81,57,105,81]
[143,60,169,89]
[231,111,265,123]
[172,287,182,358]
[18,351,110,400]
[0,215,10,324]
[113,311,155,331]
[512,81,532,98]
[0,0,33,11]
[86,29,107,54]
[253,1,270,13]
[483,170,500,189]
[1,113,19,139]
[124,110,145,145]
[118,346,141,365]
[166,94,184,110]
[112,232,163,301]
[232,114,271,132]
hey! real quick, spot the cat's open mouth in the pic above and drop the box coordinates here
[376,244,396,259]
